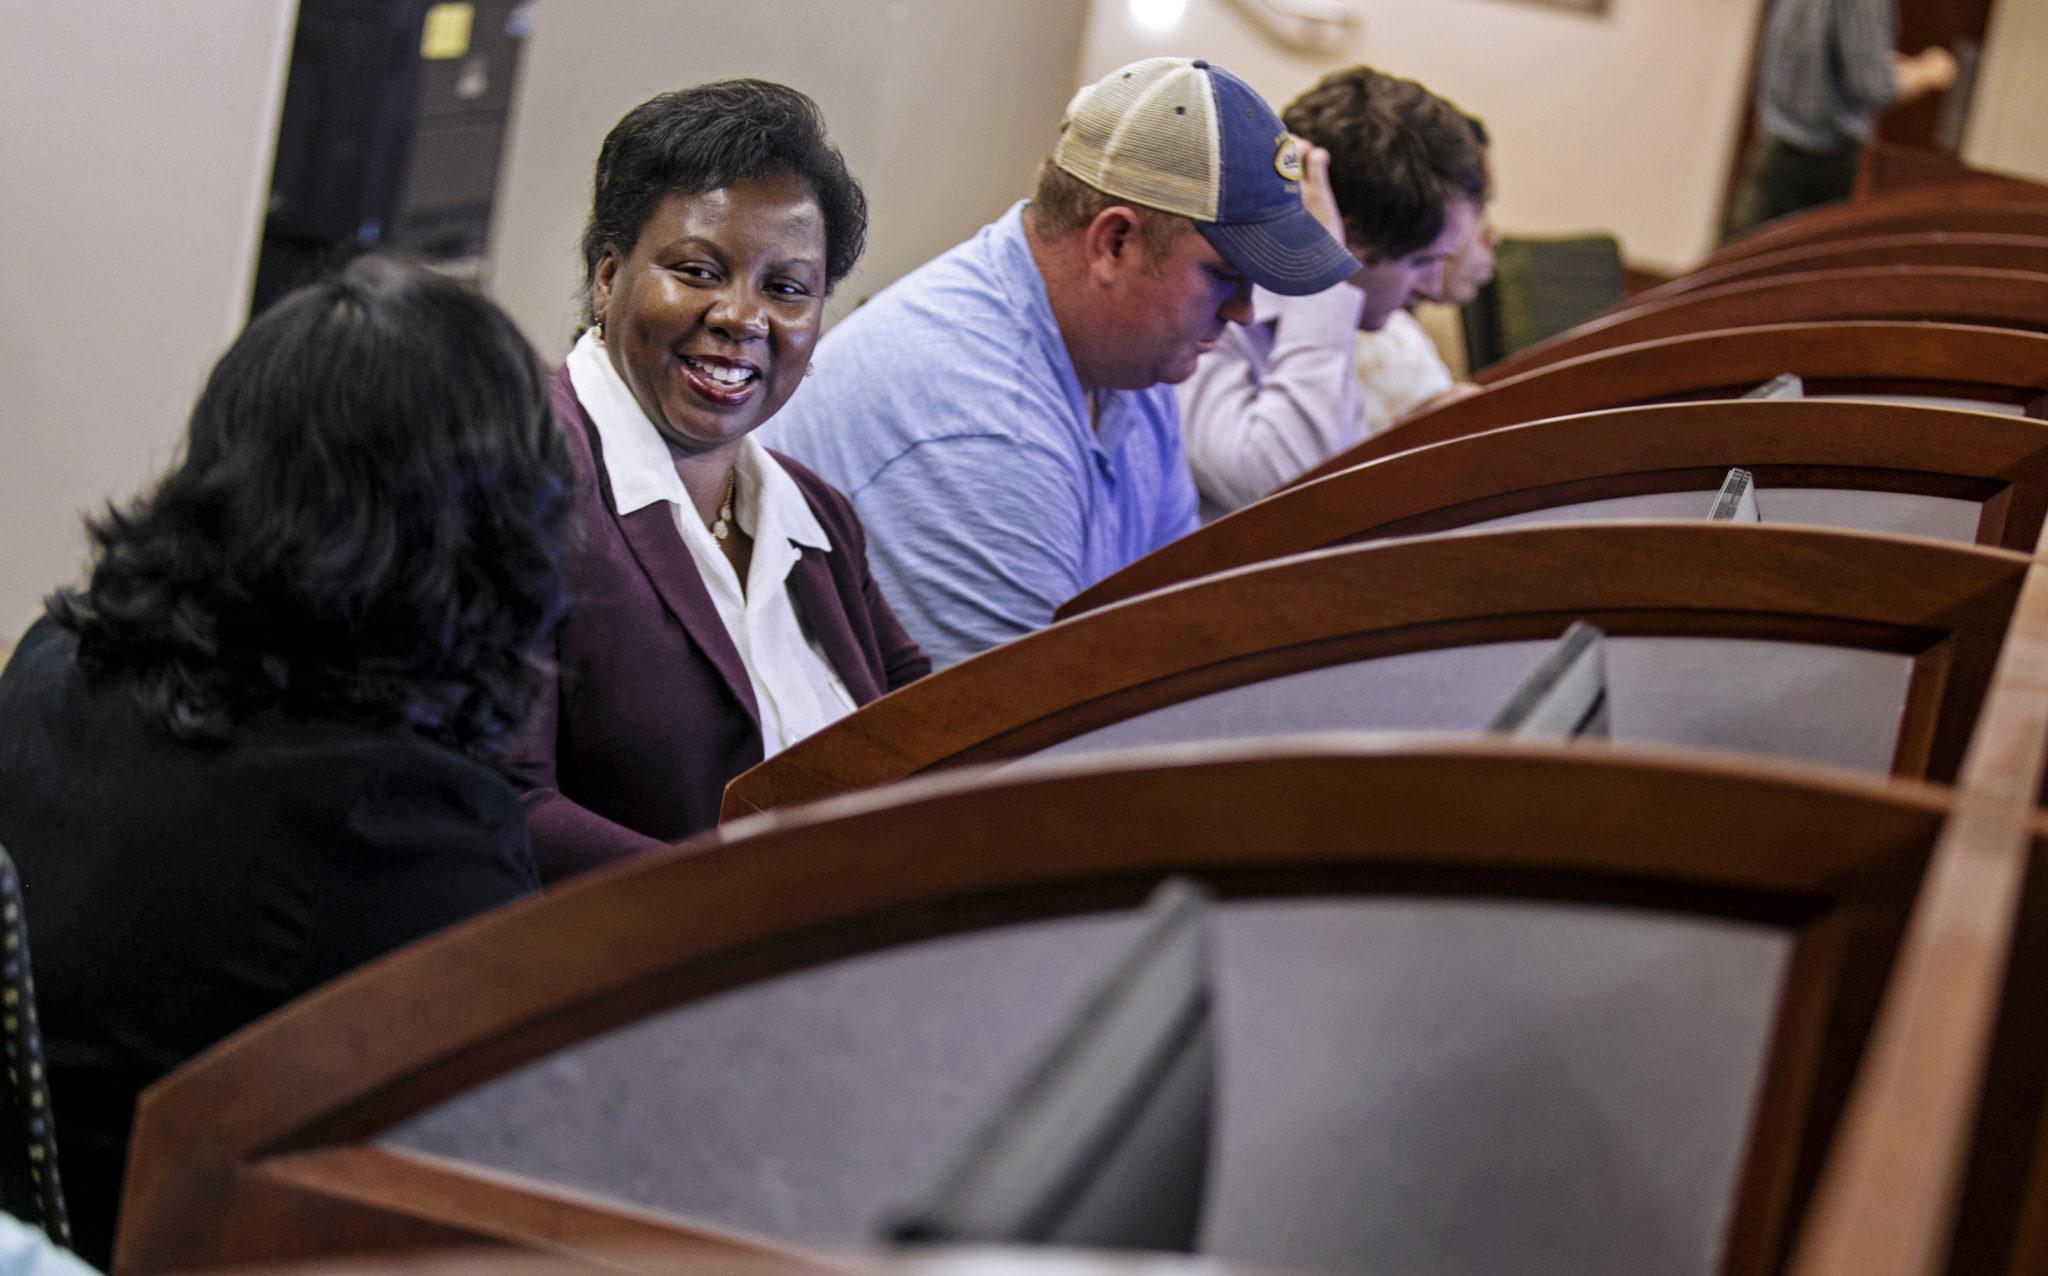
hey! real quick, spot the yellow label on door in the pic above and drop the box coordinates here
[421,3,475,60]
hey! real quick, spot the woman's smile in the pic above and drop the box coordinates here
[592,172,827,454]
[675,351,764,405]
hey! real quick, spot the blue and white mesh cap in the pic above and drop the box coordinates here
[1052,57,1359,297]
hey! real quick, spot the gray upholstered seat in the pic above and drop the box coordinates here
[389,896,1782,1276]
[1466,490,1980,541]
[1022,637,1911,776]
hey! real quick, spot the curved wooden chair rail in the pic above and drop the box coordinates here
[1061,399,2048,617]
[725,522,2026,818]
[1626,234,2048,306]
[1289,322,2048,486]
[1708,196,2048,267]
[118,737,1992,1275]
[1476,267,2048,386]
[1852,143,2048,205]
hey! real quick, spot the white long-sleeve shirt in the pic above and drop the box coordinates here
[1179,286,1451,518]
[1178,282,1368,518]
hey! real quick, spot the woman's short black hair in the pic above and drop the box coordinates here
[580,79,868,319]
[1283,67,1491,263]
[51,255,574,761]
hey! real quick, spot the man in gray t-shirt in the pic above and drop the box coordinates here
[1723,0,1956,241]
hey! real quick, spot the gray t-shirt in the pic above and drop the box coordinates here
[1756,0,1900,152]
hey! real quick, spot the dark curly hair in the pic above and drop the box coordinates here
[579,79,868,321]
[50,255,574,761]
[1283,67,1491,263]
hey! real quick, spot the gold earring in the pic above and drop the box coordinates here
[591,321,605,344]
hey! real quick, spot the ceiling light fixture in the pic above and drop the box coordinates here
[1129,0,1189,33]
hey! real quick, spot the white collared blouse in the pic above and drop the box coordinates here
[565,329,856,756]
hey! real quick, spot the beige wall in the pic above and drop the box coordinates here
[0,0,1085,649]
[0,1,296,651]
[4,0,2037,652]
[1078,0,1767,274]
[1963,0,2048,183]
[486,0,1092,360]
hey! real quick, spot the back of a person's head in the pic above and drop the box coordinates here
[1283,66,1491,262]
[54,255,574,758]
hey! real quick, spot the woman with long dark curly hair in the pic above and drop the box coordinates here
[0,255,573,1265]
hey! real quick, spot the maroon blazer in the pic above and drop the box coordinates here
[507,369,929,882]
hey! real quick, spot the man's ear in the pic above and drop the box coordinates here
[1081,205,1146,287]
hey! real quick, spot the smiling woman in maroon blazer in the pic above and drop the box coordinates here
[508,82,929,882]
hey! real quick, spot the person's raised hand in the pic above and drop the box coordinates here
[1296,140,1345,244]
[1894,46,1959,99]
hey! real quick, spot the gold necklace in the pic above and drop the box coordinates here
[711,471,737,541]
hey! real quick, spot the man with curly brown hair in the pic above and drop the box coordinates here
[1179,66,1490,516]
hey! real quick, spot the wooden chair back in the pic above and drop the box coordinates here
[114,737,1998,1275]
[1709,195,2048,267]
[1852,143,2048,205]
[1476,268,2048,385]
[726,522,2026,818]
[1289,322,2048,486]
[1063,400,2048,616]
[1628,234,2048,304]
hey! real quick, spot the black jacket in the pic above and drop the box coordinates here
[0,617,538,1265]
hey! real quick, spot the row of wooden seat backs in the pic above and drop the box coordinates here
[1075,235,2048,1273]
[1807,187,2048,1256]
[115,521,2048,1274]
[719,521,2023,816]
[114,736,2005,1275]
[1475,266,2048,386]
[1707,193,2048,268]
[1501,179,2048,376]
[1344,228,2048,1264]
[1060,398,2048,615]
[100,541,2048,1273]
[134,525,2048,1272]
[1785,524,2048,1275]
[1289,322,2048,483]
[647,204,2048,1269]
[1105,217,2048,647]
[1628,234,2048,306]
[1850,143,2048,208]
[1727,196,2048,1253]
[113,524,2048,1268]
[725,492,2048,1267]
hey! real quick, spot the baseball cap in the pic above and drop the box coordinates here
[1052,57,1359,297]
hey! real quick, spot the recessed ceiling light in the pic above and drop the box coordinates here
[1130,0,1189,32]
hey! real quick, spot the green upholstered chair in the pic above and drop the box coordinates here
[1461,234,1626,373]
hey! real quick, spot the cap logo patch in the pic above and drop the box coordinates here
[1273,134,1304,183]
